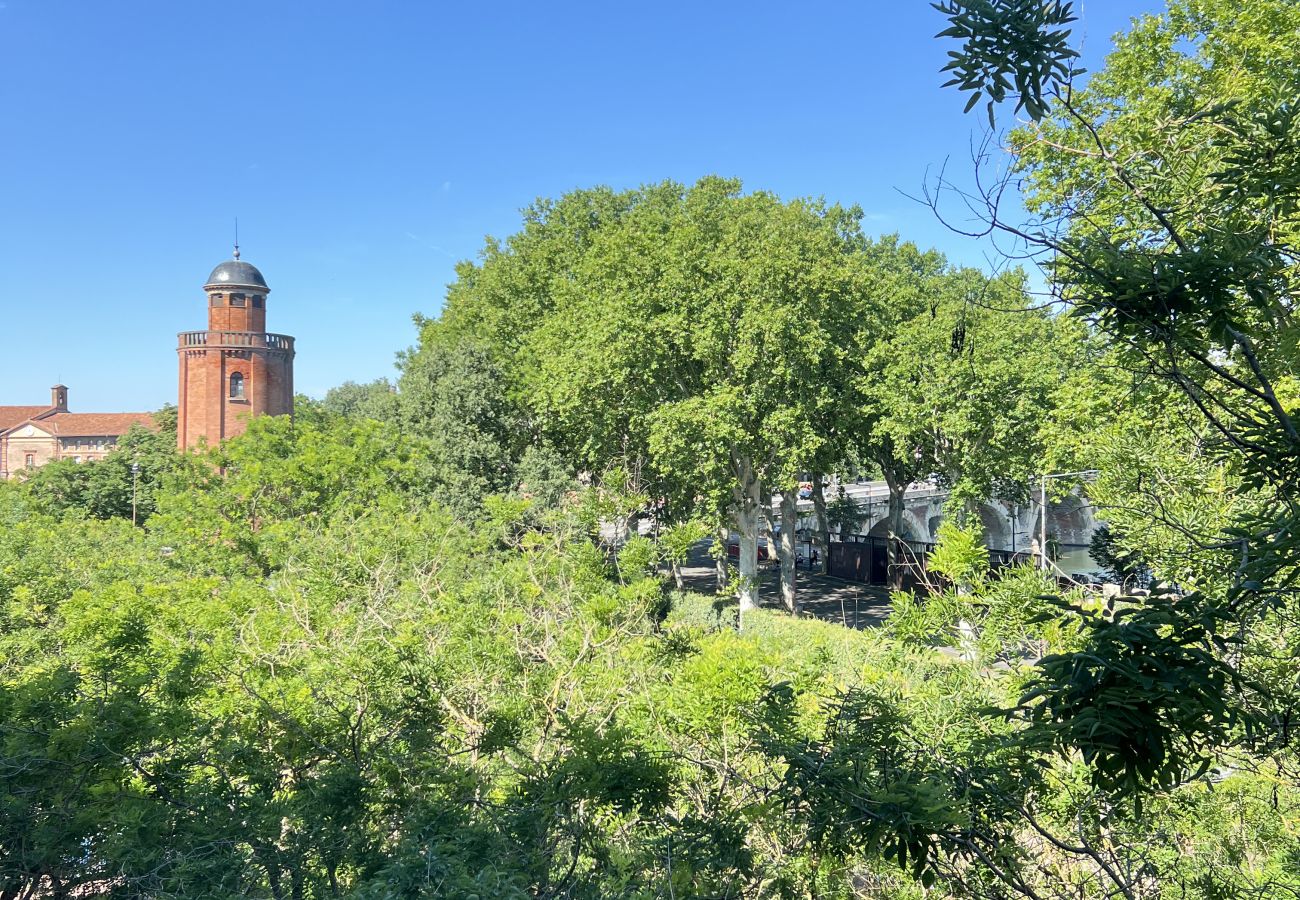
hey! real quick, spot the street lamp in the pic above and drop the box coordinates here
[1038,470,1098,571]
[131,461,141,526]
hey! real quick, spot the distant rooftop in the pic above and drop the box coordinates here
[32,412,156,437]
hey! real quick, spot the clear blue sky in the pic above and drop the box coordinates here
[0,1,1160,411]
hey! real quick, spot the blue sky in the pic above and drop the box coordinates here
[0,1,1161,411]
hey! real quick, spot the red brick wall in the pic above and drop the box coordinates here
[207,294,267,333]
[178,345,293,450]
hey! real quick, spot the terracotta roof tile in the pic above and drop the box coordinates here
[0,406,53,432]
[36,412,157,437]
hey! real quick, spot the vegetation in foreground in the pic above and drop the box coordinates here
[3,414,1297,899]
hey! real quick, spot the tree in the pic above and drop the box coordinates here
[935,0,1300,488]
[513,443,576,512]
[19,410,186,523]
[9,403,1041,898]
[413,177,873,613]
[393,339,530,516]
[856,252,1076,587]
[921,0,1300,893]
[320,378,400,423]
[521,178,867,614]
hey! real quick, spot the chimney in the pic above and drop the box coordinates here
[51,384,68,411]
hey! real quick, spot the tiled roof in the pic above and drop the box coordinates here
[30,412,157,437]
[0,406,53,432]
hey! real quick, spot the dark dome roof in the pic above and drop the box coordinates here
[204,258,268,290]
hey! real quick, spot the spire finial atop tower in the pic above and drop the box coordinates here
[233,218,240,259]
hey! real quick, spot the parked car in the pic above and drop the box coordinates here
[726,539,771,561]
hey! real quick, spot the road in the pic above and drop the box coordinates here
[677,540,891,630]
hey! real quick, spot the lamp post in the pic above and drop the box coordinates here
[1038,470,1098,571]
[131,461,140,526]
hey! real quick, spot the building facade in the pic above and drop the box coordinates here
[0,386,154,479]
[3,248,297,475]
[176,248,295,449]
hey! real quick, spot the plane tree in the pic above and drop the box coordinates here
[523,177,869,613]
[404,177,1076,608]
[854,251,1076,586]
[427,185,648,390]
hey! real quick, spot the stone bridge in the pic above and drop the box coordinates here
[792,479,1102,579]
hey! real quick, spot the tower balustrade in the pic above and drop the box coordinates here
[178,331,295,352]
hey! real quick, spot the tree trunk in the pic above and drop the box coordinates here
[672,561,685,591]
[264,860,285,900]
[759,482,776,569]
[734,458,762,616]
[778,487,799,614]
[884,470,907,592]
[811,472,830,574]
[737,505,760,615]
[715,524,729,592]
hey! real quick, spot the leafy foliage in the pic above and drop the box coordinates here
[935,1,1300,893]
[934,0,1081,124]
[319,378,400,423]
[18,412,184,522]
[927,519,990,589]
[6,4,1300,891]
[1013,591,1250,796]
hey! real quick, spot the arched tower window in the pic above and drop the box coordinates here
[229,372,245,399]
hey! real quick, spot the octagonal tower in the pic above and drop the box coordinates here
[177,247,295,449]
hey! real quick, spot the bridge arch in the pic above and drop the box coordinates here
[927,514,944,542]
[868,509,927,542]
[977,503,1011,551]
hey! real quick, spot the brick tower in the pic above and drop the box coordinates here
[177,247,295,449]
